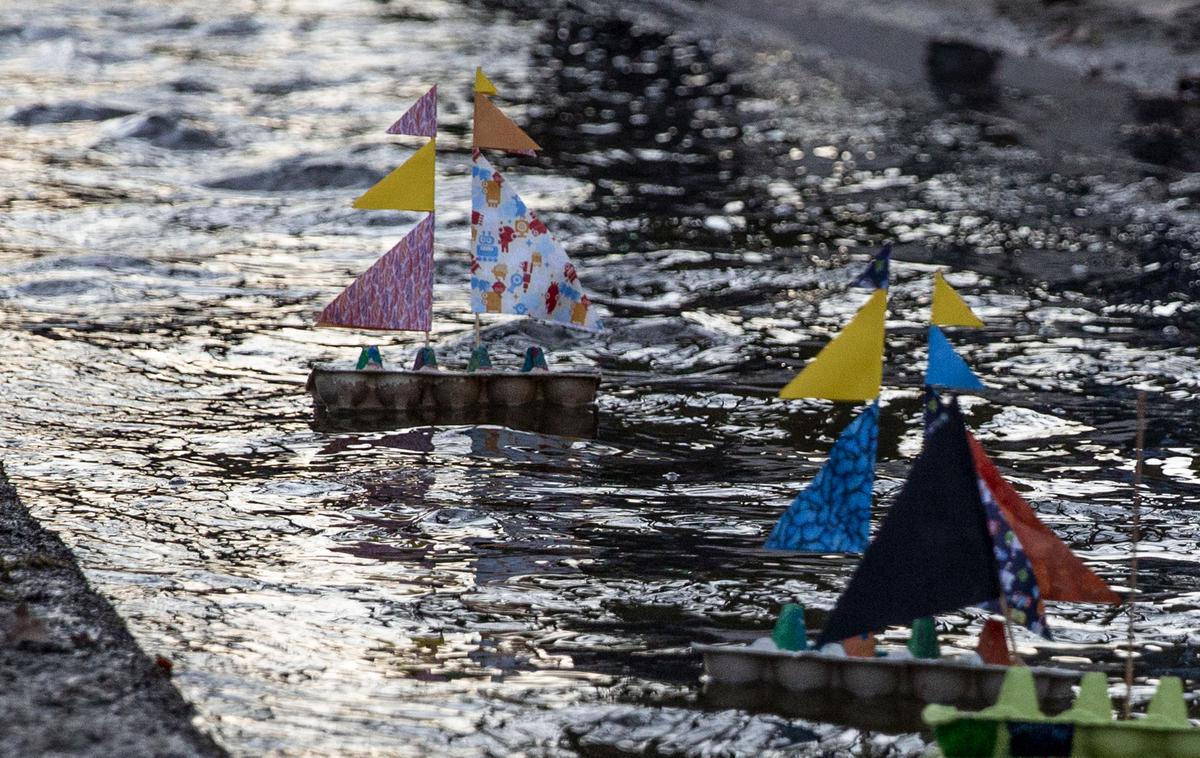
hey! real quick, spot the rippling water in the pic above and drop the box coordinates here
[1,0,1199,755]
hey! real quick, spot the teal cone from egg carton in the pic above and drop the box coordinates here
[468,345,493,373]
[356,345,383,370]
[771,603,808,651]
[412,346,438,371]
[521,346,548,373]
[908,616,940,659]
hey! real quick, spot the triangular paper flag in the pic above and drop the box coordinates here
[850,242,891,290]
[765,402,879,553]
[968,434,1121,604]
[386,85,437,137]
[816,401,999,646]
[316,213,434,331]
[469,152,602,331]
[931,271,984,327]
[474,67,498,95]
[473,93,541,154]
[779,290,886,402]
[926,326,986,391]
[352,139,436,212]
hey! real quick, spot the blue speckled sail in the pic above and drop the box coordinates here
[765,401,879,553]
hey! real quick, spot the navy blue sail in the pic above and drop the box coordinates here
[816,400,999,646]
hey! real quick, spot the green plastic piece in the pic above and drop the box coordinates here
[1057,672,1113,724]
[412,346,438,371]
[771,603,808,651]
[981,666,1043,721]
[468,345,493,372]
[908,616,940,659]
[521,346,548,372]
[1144,676,1188,727]
[933,721,998,758]
[356,345,383,370]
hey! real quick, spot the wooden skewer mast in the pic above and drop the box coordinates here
[1123,389,1147,719]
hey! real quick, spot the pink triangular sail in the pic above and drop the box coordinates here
[317,213,435,331]
[386,85,437,137]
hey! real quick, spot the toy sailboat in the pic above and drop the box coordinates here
[695,249,1120,711]
[307,69,602,419]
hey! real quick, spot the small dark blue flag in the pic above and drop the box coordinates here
[849,242,891,290]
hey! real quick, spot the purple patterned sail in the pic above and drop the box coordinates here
[386,85,437,138]
[317,213,435,332]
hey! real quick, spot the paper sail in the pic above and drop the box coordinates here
[969,434,1121,604]
[316,213,435,332]
[473,93,541,154]
[850,242,891,290]
[779,290,886,402]
[931,271,984,327]
[475,67,498,95]
[977,473,1052,638]
[386,85,437,137]
[816,399,999,646]
[924,387,1048,636]
[352,139,436,212]
[469,152,602,331]
[765,402,879,553]
[926,326,986,391]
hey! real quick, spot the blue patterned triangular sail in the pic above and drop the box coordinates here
[926,326,985,391]
[765,402,879,553]
[850,242,891,290]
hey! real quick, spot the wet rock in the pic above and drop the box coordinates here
[925,39,1002,84]
[205,157,379,191]
[0,467,225,756]
[169,78,216,93]
[9,102,135,126]
[102,112,223,150]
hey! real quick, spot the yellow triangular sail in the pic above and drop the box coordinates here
[475,67,498,95]
[352,139,436,212]
[931,271,984,327]
[779,289,887,401]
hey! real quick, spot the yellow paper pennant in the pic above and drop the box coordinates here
[779,289,886,401]
[931,271,984,327]
[474,67,498,95]
[353,139,436,212]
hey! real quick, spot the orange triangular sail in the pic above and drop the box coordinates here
[473,93,540,154]
[968,434,1120,604]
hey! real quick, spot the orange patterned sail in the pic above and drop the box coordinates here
[968,434,1121,604]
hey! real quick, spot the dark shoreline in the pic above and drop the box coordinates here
[0,464,225,757]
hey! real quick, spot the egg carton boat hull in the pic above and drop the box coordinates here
[307,364,601,414]
[693,643,1080,710]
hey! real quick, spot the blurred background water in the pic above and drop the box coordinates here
[0,0,1198,755]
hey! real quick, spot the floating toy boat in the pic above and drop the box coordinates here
[308,69,603,419]
[925,666,1199,758]
[696,249,1120,710]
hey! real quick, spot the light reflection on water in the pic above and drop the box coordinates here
[0,0,1199,755]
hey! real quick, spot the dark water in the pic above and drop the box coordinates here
[0,0,1198,755]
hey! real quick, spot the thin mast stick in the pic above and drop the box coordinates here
[474,314,482,347]
[995,593,1022,665]
[424,330,430,348]
[1124,389,1147,719]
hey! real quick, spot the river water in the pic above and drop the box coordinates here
[0,0,1198,755]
